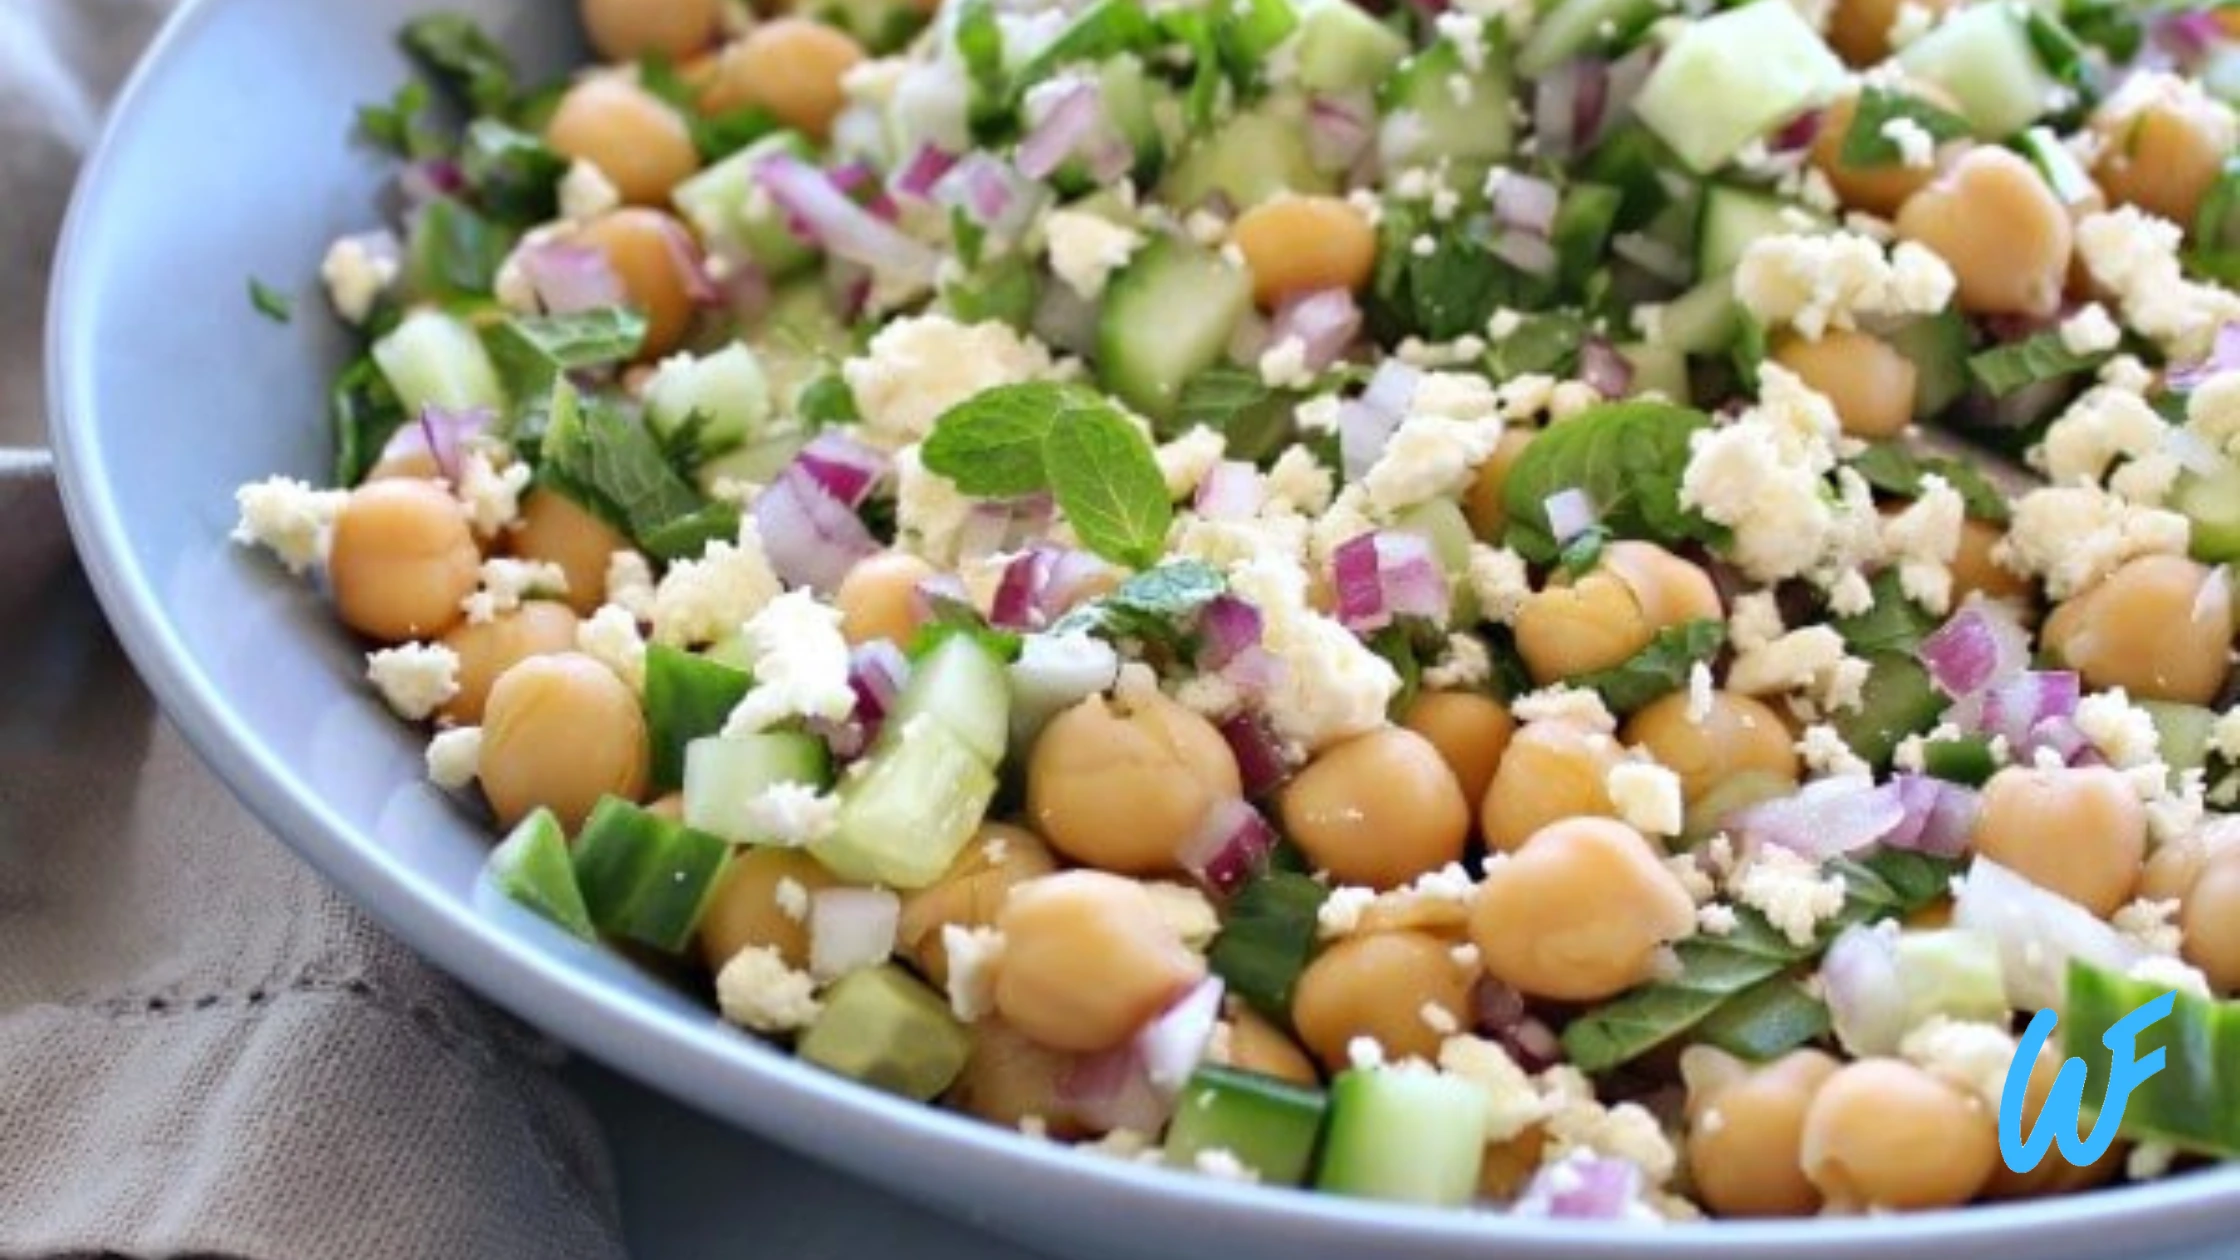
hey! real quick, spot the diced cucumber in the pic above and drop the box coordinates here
[886,633,1012,766]
[1831,653,1946,770]
[1897,2,2059,139]
[1632,0,1845,174]
[1315,1068,1488,1206]
[940,252,1041,330]
[695,429,812,494]
[1159,95,1332,212]
[797,965,972,1101]
[1696,184,1828,280]
[1207,870,1328,1023]
[1681,770,1797,844]
[1294,0,1407,92]
[1617,341,1690,400]
[670,133,821,281]
[1377,33,1515,174]
[2018,125,2099,209]
[372,307,507,415]
[1830,926,2010,1055]
[1517,0,1662,78]
[644,343,774,459]
[485,807,595,939]
[1078,56,1166,187]
[2172,458,2240,563]
[1922,735,1997,787]
[1164,1065,1329,1186]
[1656,275,1741,355]
[683,732,834,844]
[571,796,735,951]
[2061,960,2240,1159]
[644,644,755,792]
[811,717,998,888]
[1096,237,1253,421]
[1887,309,1973,420]
[750,280,858,414]
[2140,700,2218,778]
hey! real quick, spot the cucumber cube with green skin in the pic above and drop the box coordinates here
[2138,700,2218,778]
[796,966,972,1101]
[1292,0,1408,93]
[1831,653,1945,770]
[372,307,507,415]
[884,633,1012,766]
[2172,458,2240,562]
[669,132,820,281]
[810,717,998,889]
[1517,0,1662,78]
[1897,2,2061,140]
[2062,960,2240,1159]
[1097,237,1254,423]
[644,647,755,793]
[643,344,775,459]
[1631,0,1846,174]
[1616,341,1690,401]
[486,807,595,940]
[1158,96,1333,214]
[1376,35,1515,176]
[682,732,833,845]
[1655,275,1742,356]
[570,796,735,951]
[1164,1065,1329,1186]
[1921,735,1997,787]
[1315,1068,1488,1205]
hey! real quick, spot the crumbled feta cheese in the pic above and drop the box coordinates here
[2076,207,2240,360]
[2060,303,2123,356]
[1436,1036,1549,1141]
[2113,897,2184,957]
[1228,555,1399,751]
[892,442,980,568]
[1257,336,1314,389]
[1898,1016,2016,1109]
[2035,386,2168,488]
[1042,209,1143,301]
[2128,953,2212,997]
[843,315,1055,447]
[463,557,569,624]
[1696,903,1739,936]
[231,476,348,574]
[2188,370,2240,458]
[1681,365,1878,586]
[1264,446,1334,515]
[1797,723,1871,779]
[424,725,482,790]
[365,642,460,720]
[649,521,783,646]
[1666,853,1716,905]
[576,603,648,692]
[1608,761,1684,837]
[774,877,811,924]
[1886,0,1936,46]
[1364,412,1503,515]
[1727,591,1785,653]
[454,449,533,539]
[1511,685,1617,734]
[744,781,842,847]
[1879,474,1965,614]
[1145,882,1222,951]
[1346,1036,1387,1069]
[1192,1148,1260,1183]
[1422,633,1492,690]
[1173,671,1244,721]
[1316,885,1378,939]
[1155,426,1228,501]
[557,158,621,222]
[1733,233,1955,340]
[721,590,857,735]
[605,550,657,620]
[1728,626,1868,714]
[1998,484,2190,599]
[1538,1066,1680,1185]
[1730,846,1846,947]
[1420,1001,1461,1035]
[1684,662,1715,725]
[1879,117,1935,169]
[320,235,399,324]
[2128,1140,2179,1181]
[942,924,1005,1021]
[1467,543,1534,625]
[715,945,822,1033]
[2076,689,2163,768]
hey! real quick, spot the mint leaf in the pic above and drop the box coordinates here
[1830,569,1939,655]
[248,278,292,323]
[1052,560,1226,641]
[357,80,442,159]
[796,373,862,429]
[1483,312,1585,381]
[908,590,1024,662]
[1046,404,1174,569]
[1846,440,2013,523]
[1172,366,1296,461]
[1839,86,1972,169]
[1968,331,2111,398]
[1500,400,1725,563]
[1208,871,1329,1023]
[405,197,515,301]
[330,355,409,486]
[401,13,518,115]
[458,119,564,225]
[1692,976,1832,1062]
[922,381,1088,496]
[536,381,710,551]
[485,308,648,400]
[1569,618,1723,714]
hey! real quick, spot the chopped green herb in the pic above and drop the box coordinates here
[1483,312,1585,381]
[1846,441,2012,523]
[908,593,1025,663]
[1500,400,1725,564]
[401,12,519,115]
[2023,7,2093,91]
[795,373,862,429]
[483,307,649,402]
[357,80,442,159]
[1691,976,1832,1062]
[1968,331,2111,398]
[1838,86,1972,169]
[1045,404,1175,570]
[537,380,715,551]
[1209,870,1330,1024]
[248,279,293,323]
[923,381,1093,496]
[330,354,410,486]
[1569,619,1724,715]
[1048,559,1227,649]
[1372,624,1424,719]
[955,0,1010,136]
[1172,366,1296,462]
[404,196,515,301]
[458,119,565,225]
[637,53,781,161]
[1011,0,1159,101]
[1830,569,1940,655]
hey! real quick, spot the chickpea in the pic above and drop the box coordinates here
[1027,690,1241,875]
[1480,1128,1549,1201]
[365,448,442,482]
[1598,541,1723,629]
[944,1018,1087,1134]
[1480,719,1624,854]
[570,209,700,359]
[1974,765,2145,916]
[1810,87,1954,217]
[1280,728,1470,889]
[1291,930,1473,1072]
[1982,1043,2126,1199]
[1623,690,1799,804]
[579,0,721,62]
[836,551,937,647]
[1463,429,1535,540]
[2042,555,2233,705]
[1800,1059,1999,1212]
[993,871,1206,1053]
[1224,1003,1319,1087]
[697,847,840,972]
[1402,691,1515,810]
[1682,1046,1841,1218]
[507,489,628,615]
[544,77,700,206]
[896,823,1059,986]
[1230,195,1378,309]
[1896,147,2074,320]
[1771,330,1918,440]
[329,479,482,643]
[1827,0,1956,64]
[2181,846,2240,992]
[478,652,650,831]
[437,601,581,724]
[700,20,866,142]
[1514,570,1653,683]
[1950,517,2034,606]
[2092,87,2236,229]
[1470,817,1696,1001]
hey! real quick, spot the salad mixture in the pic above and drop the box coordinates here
[233,0,2240,1222]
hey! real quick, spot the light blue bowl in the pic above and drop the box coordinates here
[44,1,2240,1255]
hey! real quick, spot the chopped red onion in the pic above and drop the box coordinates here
[1268,289,1361,374]
[1194,461,1265,522]
[1577,339,1633,399]
[1953,856,2142,1012]
[1017,81,1103,180]
[1504,1017,1564,1073]
[1060,977,1225,1132]
[1611,231,1690,284]
[1470,976,1527,1036]
[2153,10,2226,67]
[1919,598,2031,699]
[2024,714,2099,767]
[1492,173,1562,237]
[1770,109,1823,153]
[892,143,959,200]
[1178,799,1278,895]
[2167,322,2240,391]
[990,545,1108,630]
[791,431,891,510]
[932,152,1043,240]
[652,215,722,307]
[1332,531,1451,633]
[1819,924,1909,1055]
[1972,670,2082,749]
[1196,596,1265,673]
[1492,228,1559,277]
[1734,775,1908,862]
[824,257,876,323]
[398,158,465,208]
[753,153,941,288]
[1879,774,1978,857]
[1542,488,1600,545]
[1360,358,1422,418]
[1513,1154,1644,1220]
[1010,630,1123,745]
[383,403,494,483]
[1137,977,1226,1092]
[709,251,772,322]
[911,572,971,623]
[520,239,627,314]
[1218,710,1293,798]
[808,886,901,982]
[1337,401,1404,482]
[954,494,1055,561]
[1306,91,1376,173]
[847,639,911,727]
[2195,561,2232,626]
[753,465,880,594]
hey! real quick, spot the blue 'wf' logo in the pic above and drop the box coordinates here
[1998,991,2176,1173]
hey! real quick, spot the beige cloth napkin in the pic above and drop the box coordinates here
[0,5,626,1258]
